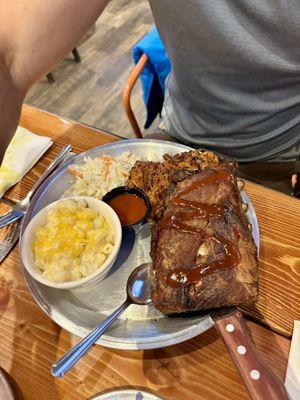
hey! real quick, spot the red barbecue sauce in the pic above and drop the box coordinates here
[159,169,241,287]
[108,193,147,225]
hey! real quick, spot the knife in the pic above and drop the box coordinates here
[210,307,289,400]
[0,145,73,263]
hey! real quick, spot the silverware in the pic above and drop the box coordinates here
[0,221,21,263]
[52,262,152,378]
[0,144,73,228]
[19,140,259,352]
[0,145,73,263]
[209,307,289,400]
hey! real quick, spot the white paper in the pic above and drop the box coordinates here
[0,126,53,198]
[285,320,300,400]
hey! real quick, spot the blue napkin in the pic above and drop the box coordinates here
[132,27,171,129]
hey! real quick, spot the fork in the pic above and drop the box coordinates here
[0,144,73,228]
[0,146,73,262]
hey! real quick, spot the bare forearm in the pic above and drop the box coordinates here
[0,65,25,163]
[2,0,110,89]
[0,0,110,163]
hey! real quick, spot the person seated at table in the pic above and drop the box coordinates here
[0,0,299,195]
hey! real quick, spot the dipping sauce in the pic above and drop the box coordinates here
[108,193,147,225]
[166,236,240,287]
[159,169,240,288]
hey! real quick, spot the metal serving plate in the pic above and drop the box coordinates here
[90,389,164,400]
[20,140,259,350]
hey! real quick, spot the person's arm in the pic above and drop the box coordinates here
[0,0,110,162]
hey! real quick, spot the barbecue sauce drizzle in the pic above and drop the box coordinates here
[158,169,241,287]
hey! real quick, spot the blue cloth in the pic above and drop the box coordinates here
[132,27,171,129]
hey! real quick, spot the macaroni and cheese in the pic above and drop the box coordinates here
[32,199,115,283]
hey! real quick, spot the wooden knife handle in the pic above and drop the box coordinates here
[214,311,288,400]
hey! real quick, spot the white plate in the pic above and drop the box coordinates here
[20,140,259,350]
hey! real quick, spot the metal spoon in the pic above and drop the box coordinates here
[51,262,152,378]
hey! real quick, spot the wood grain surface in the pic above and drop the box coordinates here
[25,0,153,139]
[0,236,290,400]
[0,105,297,399]
[7,104,300,339]
[241,184,300,337]
[5,104,120,202]
[214,311,289,400]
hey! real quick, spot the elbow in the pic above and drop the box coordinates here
[8,54,34,94]
[1,42,37,95]
[0,54,26,164]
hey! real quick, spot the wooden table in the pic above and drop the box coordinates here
[0,104,299,400]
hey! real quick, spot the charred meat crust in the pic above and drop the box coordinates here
[127,150,258,314]
[150,163,258,314]
[127,149,233,220]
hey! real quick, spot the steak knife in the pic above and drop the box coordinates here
[210,307,288,400]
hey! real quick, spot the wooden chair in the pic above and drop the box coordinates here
[123,53,149,138]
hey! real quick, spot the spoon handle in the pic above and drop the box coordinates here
[51,299,131,378]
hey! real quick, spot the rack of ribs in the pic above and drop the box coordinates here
[150,162,258,314]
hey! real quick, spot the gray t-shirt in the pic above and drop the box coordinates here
[149,0,300,161]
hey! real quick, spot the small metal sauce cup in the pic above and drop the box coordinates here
[102,186,151,229]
